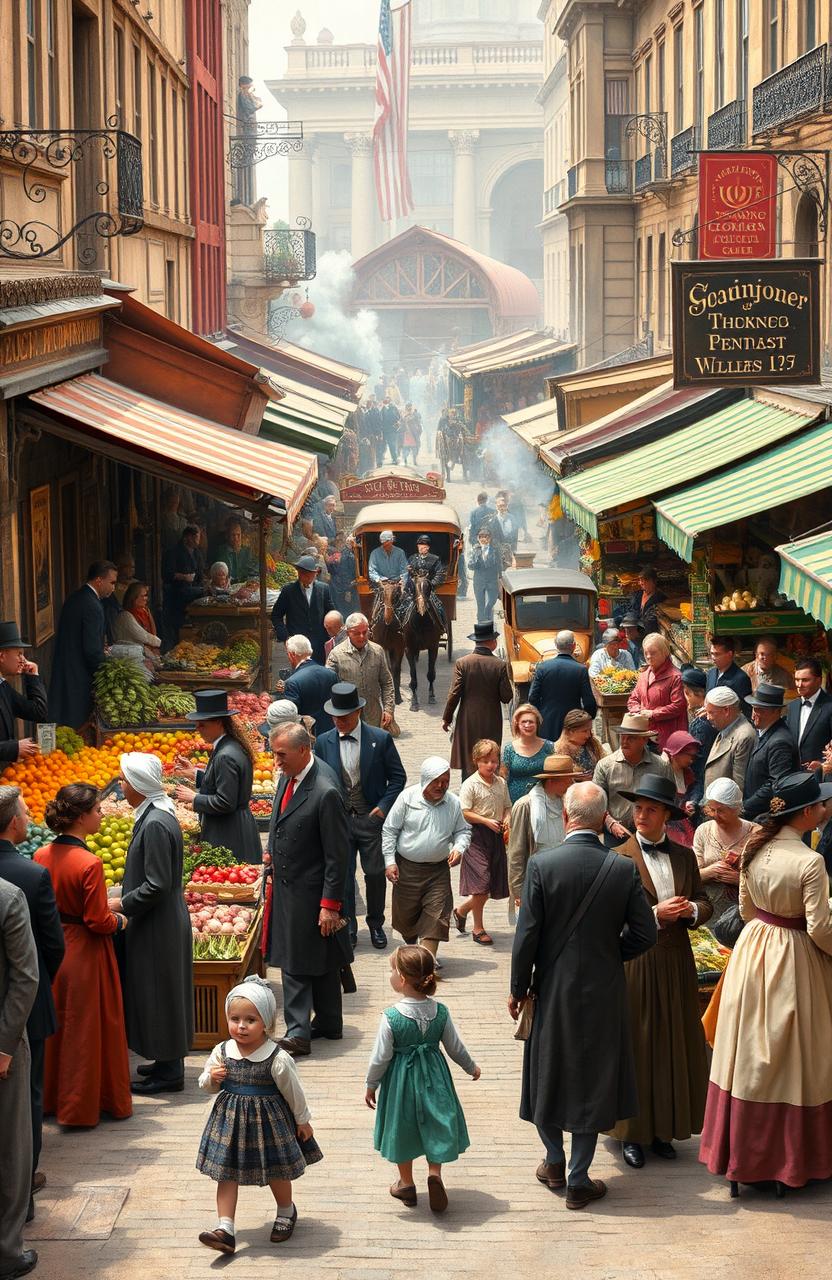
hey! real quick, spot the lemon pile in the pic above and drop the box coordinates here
[87,815,134,888]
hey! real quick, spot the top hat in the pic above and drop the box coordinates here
[0,622,30,649]
[613,713,658,738]
[323,682,366,717]
[619,613,645,631]
[746,681,786,710]
[767,770,832,819]
[532,754,591,781]
[618,772,685,820]
[468,621,499,643]
[185,689,239,721]
[294,555,319,574]
[416,534,431,545]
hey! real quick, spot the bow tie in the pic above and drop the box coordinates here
[640,840,668,854]
[803,700,814,708]
[339,734,356,742]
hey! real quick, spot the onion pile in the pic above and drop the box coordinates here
[185,891,254,939]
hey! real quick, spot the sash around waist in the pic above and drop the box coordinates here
[754,908,807,931]
[220,1081,280,1097]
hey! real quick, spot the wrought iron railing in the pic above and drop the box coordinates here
[0,119,143,261]
[653,146,667,181]
[605,159,632,194]
[707,98,746,149]
[670,124,700,176]
[263,219,317,285]
[753,44,827,134]
[634,153,652,192]
[227,119,304,168]
[567,164,578,199]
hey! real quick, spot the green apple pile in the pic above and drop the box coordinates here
[87,815,134,888]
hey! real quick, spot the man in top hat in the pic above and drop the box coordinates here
[174,690,262,864]
[271,554,334,666]
[588,627,636,680]
[368,531,408,588]
[315,683,406,949]
[282,635,340,738]
[593,714,675,844]
[443,621,512,780]
[507,756,588,903]
[742,682,800,819]
[0,625,48,769]
[703,687,757,792]
[529,631,597,744]
[619,614,646,668]
[611,773,711,1169]
[49,561,117,730]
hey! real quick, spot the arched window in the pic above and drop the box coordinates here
[794,192,819,258]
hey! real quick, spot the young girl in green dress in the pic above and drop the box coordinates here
[365,945,481,1213]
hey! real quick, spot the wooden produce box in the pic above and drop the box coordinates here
[157,665,260,692]
[592,688,631,746]
[192,909,264,1050]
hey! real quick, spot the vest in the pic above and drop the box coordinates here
[341,762,369,816]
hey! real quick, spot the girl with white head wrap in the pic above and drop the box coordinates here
[694,777,757,919]
[120,751,177,817]
[225,976,277,1032]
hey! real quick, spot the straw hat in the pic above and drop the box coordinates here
[612,713,658,738]
[532,754,591,781]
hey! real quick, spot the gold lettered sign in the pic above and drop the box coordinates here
[672,259,821,387]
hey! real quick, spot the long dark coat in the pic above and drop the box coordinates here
[267,760,352,976]
[0,676,49,764]
[193,736,261,864]
[0,841,64,1041]
[528,652,597,742]
[443,647,513,773]
[511,834,656,1132]
[48,586,106,729]
[121,806,193,1061]
[742,719,800,818]
[271,579,334,665]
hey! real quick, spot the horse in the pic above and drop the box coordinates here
[370,578,406,705]
[402,570,444,710]
[436,421,463,482]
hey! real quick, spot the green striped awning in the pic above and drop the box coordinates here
[654,418,832,561]
[260,399,345,458]
[557,397,817,538]
[776,532,832,629]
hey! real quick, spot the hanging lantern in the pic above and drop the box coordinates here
[298,299,315,319]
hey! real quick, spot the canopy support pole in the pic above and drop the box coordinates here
[258,516,271,694]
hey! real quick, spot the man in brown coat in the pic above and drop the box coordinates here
[442,621,512,778]
[326,613,395,730]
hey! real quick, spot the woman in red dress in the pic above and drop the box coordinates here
[34,784,132,1126]
[626,632,687,750]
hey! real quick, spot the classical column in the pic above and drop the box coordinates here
[449,129,479,247]
[344,132,375,260]
[288,139,314,223]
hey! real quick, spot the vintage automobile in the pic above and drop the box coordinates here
[500,567,598,700]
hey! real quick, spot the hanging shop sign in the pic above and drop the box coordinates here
[698,152,778,259]
[671,259,821,387]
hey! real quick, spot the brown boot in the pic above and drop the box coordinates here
[536,1160,566,1189]
[566,1178,607,1210]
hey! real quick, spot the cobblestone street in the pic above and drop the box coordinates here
[29,474,830,1280]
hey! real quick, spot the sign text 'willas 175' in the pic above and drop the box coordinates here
[671,259,821,388]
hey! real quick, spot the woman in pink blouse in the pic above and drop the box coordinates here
[626,632,687,749]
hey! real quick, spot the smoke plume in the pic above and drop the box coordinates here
[278,251,383,386]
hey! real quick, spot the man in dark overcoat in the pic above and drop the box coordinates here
[510,780,656,1209]
[529,630,597,742]
[267,723,352,1057]
[0,624,49,768]
[742,682,800,818]
[282,634,340,736]
[48,561,117,729]
[271,555,333,665]
[442,622,512,779]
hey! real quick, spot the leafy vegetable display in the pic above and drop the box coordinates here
[182,837,236,886]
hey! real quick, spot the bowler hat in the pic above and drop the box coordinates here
[468,621,499,643]
[613,713,658,738]
[416,534,431,545]
[323,681,366,717]
[294,555,319,573]
[680,665,707,691]
[620,613,645,631]
[767,771,832,819]
[185,689,239,721]
[618,772,685,820]
[532,755,590,781]
[746,681,786,710]
[0,622,30,649]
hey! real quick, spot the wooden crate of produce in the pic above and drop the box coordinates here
[192,909,264,1050]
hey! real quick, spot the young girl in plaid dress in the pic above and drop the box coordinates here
[196,976,322,1255]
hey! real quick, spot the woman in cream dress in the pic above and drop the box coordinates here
[700,771,832,1194]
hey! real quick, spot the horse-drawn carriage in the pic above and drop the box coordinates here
[350,502,462,708]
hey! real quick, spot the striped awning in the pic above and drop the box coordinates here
[502,397,560,447]
[776,532,832,629]
[260,397,345,459]
[654,418,832,561]
[29,373,317,521]
[447,330,574,378]
[558,397,818,538]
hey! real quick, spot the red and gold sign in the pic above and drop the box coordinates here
[339,475,446,504]
[698,152,777,259]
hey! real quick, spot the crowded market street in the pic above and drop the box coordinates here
[21,472,827,1280]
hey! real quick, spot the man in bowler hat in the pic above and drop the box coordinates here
[271,556,333,665]
[0,624,48,768]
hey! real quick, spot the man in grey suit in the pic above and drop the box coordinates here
[0,879,39,1279]
[703,687,758,792]
[267,724,353,1058]
[510,781,656,1210]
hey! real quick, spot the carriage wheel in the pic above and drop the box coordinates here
[446,619,453,661]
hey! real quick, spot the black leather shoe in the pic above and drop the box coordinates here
[651,1138,676,1160]
[622,1142,645,1168]
[136,1061,158,1078]
[277,1036,311,1057]
[369,925,388,949]
[130,1077,185,1095]
[340,965,357,994]
[0,1250,38,1279]
[310,1025,343,1041]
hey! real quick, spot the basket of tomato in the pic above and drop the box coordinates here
[186,862,262,901]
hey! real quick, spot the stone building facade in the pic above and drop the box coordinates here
[539,0,570,338]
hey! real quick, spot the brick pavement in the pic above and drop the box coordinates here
[29,473,830,1280]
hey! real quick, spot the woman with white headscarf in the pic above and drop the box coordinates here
[111,751,194,1093]
[381,757,471,959]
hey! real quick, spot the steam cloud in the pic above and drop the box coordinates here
[277,250,383,385]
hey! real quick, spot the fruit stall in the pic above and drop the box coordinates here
[590,666,639,743]
[158,636,261,692]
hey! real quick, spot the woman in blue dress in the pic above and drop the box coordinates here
[365,946,480,1213]
[500,703,554,804]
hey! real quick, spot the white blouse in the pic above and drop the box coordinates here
[198,1038,311,1124]
[365,996,477,1088]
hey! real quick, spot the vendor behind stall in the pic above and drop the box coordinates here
[214,517,257,583]
[162,525,206,647]
[112,583,162,667]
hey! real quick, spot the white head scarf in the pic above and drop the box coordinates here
[120,752,176,816]
[225,976,277,1031]
[421,756,451,794]
[704,777,743,809]
[705,686,739,707]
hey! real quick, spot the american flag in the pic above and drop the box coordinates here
[373,0,414,222]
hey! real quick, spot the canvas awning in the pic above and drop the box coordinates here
[776,531,832,629]
[259,401,344,457]
[447,329,575,378]
[502,397,560,447]
[28,373,317,521]
[654,418,832,562]
[558,396,819,539]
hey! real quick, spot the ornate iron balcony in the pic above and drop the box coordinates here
[228,120,304,168]
[707,98,747,149]
[263,219,316,285]
[670,124,700,176]
[0,119,143,261]
[567,164,578,199]
[634,153,652,192]
[753,44,827,134]
[605,158,632,194]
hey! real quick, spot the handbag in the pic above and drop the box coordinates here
[513,850,619,1041]
[711,902,744,949]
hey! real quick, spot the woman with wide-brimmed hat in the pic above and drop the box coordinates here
[506,755,589,903]
[701,772,832,1195]
[174,690,262,864]
[610,772,712,1170]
